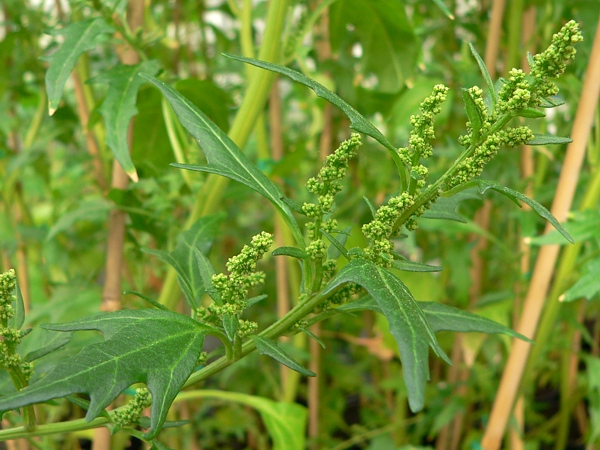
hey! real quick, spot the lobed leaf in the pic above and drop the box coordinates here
[0,309,217,438]
[44,18,114,115]
[322,258,450,412]
[91,60,161,182]
[141,75,303,245]
[252,336,315,377]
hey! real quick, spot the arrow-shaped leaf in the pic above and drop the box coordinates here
[322,258,450,412]
[44,19,114,115]
[141,75,303,245]
[0,309,217,438]
[91,60,160,182]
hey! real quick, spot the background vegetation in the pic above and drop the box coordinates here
[0,0,599,449]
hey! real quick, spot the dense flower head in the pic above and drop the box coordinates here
[113,388,151,427]
[530,20,582,81]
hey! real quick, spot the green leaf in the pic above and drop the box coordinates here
[222,314,238,341]
[150,441,174,450]
[143,214,223,309]
[468,42,497,107]
[562,258,600,302]
[185,390,307,450]
[539,96,565,108]
[252,336,315,377]
[422,190,481,223]
[462,88,484,141]
[322,258,450,412]
[222,55,404,170]
[527,134,572,145]
[44,18,114,115]
[91,60,160,181]
[321,229,349,260]
[141,74,303,245]
[327,226,353,260]
[527,210,600,245]
[23,330,73,362]
[513,108,546,118]
[272,246,307,259]
[46,198,112,242]
[124,290,169,311]
[193,248,221,304]
[0,309,216,438]
[363,196,377,218]
[337,297,531,342]
[330,0,417,93]
[9,282,25,330]
[471,180,573,243]
[391,259,442,273]
[431,0,455,19]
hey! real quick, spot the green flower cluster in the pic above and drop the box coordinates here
[0,270,32,382]
[206,232,273,338]
[112,387,151,427]
[448,20,582,190]
[398,84,449,188]
[362,192,415,265]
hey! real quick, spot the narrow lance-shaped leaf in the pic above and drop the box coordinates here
[252,336,315,377]
[44,18,114,115]
[462,88,484,142]
[141,75,304,246]
[222,55,407,175]
[322,258,450,412]
[527,134,572,146]
[0,309,218,439]
[468,42,497,107]
[91,60,161,182]
[473,180,573,243]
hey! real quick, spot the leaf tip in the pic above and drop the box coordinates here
[129,170,139,183]
[48,105,57,116]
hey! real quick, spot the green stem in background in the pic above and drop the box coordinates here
[162,97,193,189]
[158,0,290,310]
[23,89,46,150]
[505,0,525,73]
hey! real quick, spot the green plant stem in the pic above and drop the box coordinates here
[183,287,331,388]
[158,0,290,310]
[0,416,110,441]
[392,113,512,233]
[23,89,46,150]
[505,0,524,73]
[162,97,193,189]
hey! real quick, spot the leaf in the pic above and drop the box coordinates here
[561,258,600,302]
[0,309,216,438]
[468,42,497,107]
[322,258,450,412]
[327,226,353,260]
[23,330,73,362]
[90,60,160,182]
[364,196,377,218]
[471,180,573,243]
[141,75,303,245]
[422,190,481,223]
[150,441,175,450]
[143,214,223,308]
[44,18,114,115]
[193,248,221,304]
[223,55,403,166]
[513,108,545,118]
[431,0,454,19]
[391,259,442,273]
[9,282,25,330]
[252,336,315,377]
[185,390,307,450]
[124,291,169,311]
[299,327,326,349]
[527,134,572,145]
[462,88,484,141]
[246,294,268,308]
[337,297,531,342]
[539,96,565,108]
[46,199,113,242]
[272,246,307,259]
[527,210,600,245]
[321,229,349,260]
[222,314,238,341]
